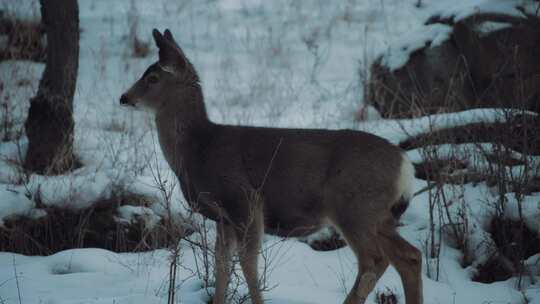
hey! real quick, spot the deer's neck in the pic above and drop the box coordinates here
[154,85,213,176]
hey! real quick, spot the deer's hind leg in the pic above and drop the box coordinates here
[331,216,389,304]
[378,225,423,304]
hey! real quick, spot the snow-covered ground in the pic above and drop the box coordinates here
[1,0,539,303]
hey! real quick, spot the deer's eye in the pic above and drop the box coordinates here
[146,74,159,84]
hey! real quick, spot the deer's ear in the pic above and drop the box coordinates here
[152,29,166,49]
[164,29,174,42]
[163,29,188,59]
[152,29,186,70]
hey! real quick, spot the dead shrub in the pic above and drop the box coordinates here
[132,36,150,58]
[473,255,514,283]
[126,0,150,58]
[0,192,179,255]
[0,14,45,62]
[491,217,540,269]
[400,103,540,284]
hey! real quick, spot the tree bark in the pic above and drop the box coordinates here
[24,0,79,174]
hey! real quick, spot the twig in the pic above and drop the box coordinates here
[258,137,283,191]
[12,255,22,304]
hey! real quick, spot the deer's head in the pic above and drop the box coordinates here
[120,29,199,112]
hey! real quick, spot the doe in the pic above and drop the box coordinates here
[120,29,423,304]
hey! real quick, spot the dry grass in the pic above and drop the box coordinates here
[0,14,45,62]
[0,191,176,254]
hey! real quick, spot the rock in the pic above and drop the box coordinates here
[365,12,540,118]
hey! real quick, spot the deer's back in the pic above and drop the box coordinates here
[189,124,404,236]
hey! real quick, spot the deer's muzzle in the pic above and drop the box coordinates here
[119,94,134,106]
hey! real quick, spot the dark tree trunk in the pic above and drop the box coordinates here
[24,0,79,175]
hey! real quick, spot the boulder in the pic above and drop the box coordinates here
[366,11,540,118]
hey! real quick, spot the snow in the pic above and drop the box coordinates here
[475,21,513,35]
[116,205,162,229]
[0,248,208,304]
[429,0,534,22]
[0,1,40,21]
[504,194,540,234]
[362,108,537,145]
[1,0,539,303]
[380,23,453,71]
[0,186,37,226]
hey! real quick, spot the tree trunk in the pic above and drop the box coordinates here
[24,0,79,175]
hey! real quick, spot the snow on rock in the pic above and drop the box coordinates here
[0,186,37,225]
[0,139,28,163]
[504,193,540,234]
[429,0,533,23]
[475,21,513,36]
[0,0,40,21]
[116,205,161,229]
[377,0,534,71]
[380,23,453,71]
[406,142,540,176]
[360,108,535,145]
[22,170,114,209]
[47,248,129,275]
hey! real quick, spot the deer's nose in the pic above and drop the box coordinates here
[120,94,129,105]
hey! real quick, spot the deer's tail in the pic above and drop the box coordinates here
[392,154,415,219]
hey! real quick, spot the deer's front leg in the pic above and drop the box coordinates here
[214,221,237,304]
[235,201,265,304]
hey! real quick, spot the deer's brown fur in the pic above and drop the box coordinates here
[120,29,423,304]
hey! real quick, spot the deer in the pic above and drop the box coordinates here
[120,29,423,304]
